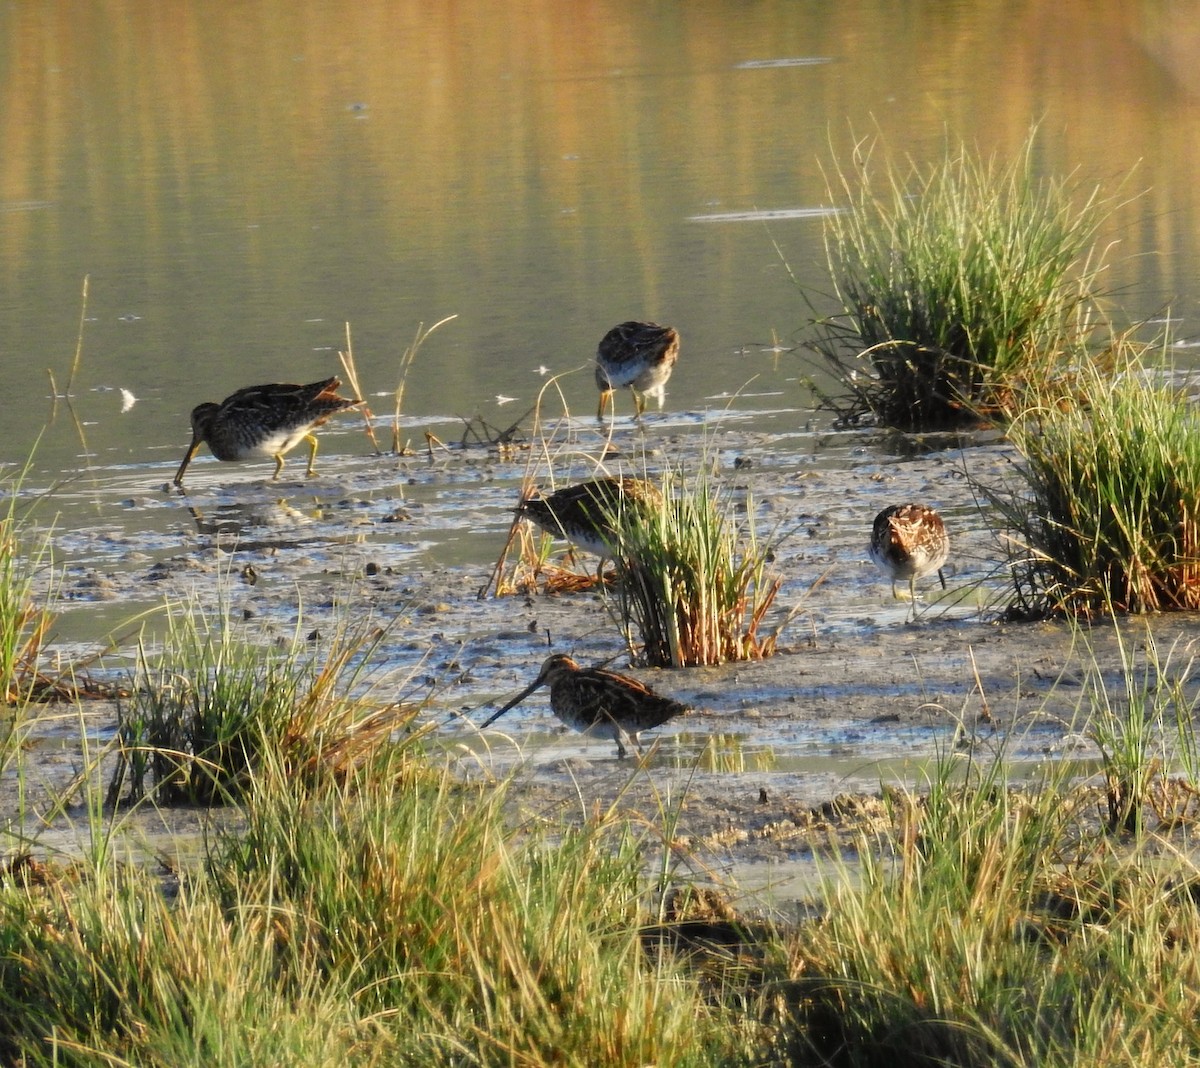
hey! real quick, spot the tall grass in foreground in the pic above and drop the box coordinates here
[769,617,1200,1066]
[613,468,791,667]
[777,744,1200,1066]
[805,130,1126,430]
[0,478,55,712]
[5,617,1200,1064]
[992,350,1200,618]
[0,751,751,1066]
[111,604,411,804]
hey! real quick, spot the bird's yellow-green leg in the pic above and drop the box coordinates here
[633,389,647,417]
[597,389,613,420]
[272,453,286,480]
[304,432,320,477]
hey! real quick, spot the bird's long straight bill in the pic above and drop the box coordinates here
[478,679,544,729]
[174,437,202,486]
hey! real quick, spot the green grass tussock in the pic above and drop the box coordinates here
[993,349,1200,618]
[0,758,748,1066]
[0,855,375,1065]
[776,749,1200,1066]
[806,129,1126,431]
[111,606,414,805]
[612,467,789,667]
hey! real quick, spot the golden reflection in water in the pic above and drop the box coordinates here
[4,1,1199,276]
[670,732,778,774]
[1,0,1199,469]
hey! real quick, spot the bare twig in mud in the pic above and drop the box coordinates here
[458,409,532,449]
[337,322,380,454]
[24,671,127,703]
[479,503,527,599]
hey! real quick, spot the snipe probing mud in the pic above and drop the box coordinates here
[174,377,360,487]
[479,653,689,758]
[869,503,950,616]
[518,477,663,564]
[594,321,680,419]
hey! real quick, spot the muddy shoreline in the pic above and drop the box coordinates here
[8,418,1200,903]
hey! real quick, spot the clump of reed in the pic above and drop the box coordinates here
[806,130,1126,430]
[612,468,790,667]
[0,506,52,711]
[991,344,1200,619]
[110,605,413,804]
[774,727,1200,1064]
[0,743,752,1065]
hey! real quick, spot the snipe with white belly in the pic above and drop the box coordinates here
[594,321,680,420]
[174,377,360,487]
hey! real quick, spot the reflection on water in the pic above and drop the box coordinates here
[2,0,1199,489]
[186,498,316,539]
[672,732,779,774]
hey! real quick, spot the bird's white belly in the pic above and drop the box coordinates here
[245,427,309,458]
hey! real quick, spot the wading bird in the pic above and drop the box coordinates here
[174,377,360,487]
[479,653,688,758]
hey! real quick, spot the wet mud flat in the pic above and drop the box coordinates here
[11,588,1199,910]
[10,416,1200,904]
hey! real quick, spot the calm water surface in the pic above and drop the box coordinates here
[2,0,1200,649]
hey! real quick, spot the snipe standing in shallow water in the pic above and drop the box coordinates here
[594,321,680,419]
[518,476,663,565]
[174,377,361,487]
[869,503,950,616]
[479,653,689,758]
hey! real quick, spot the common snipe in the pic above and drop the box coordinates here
[518,477,663,563]
[594,321,680,419]
[869,503,950,616]
[479,653,688,758]
[174,377,360,487]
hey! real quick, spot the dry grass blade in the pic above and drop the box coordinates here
[391,314,458,453]
[337,321,380,453]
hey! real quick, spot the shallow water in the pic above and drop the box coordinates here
[5,4,1200,879]
[3,0,1200,484]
